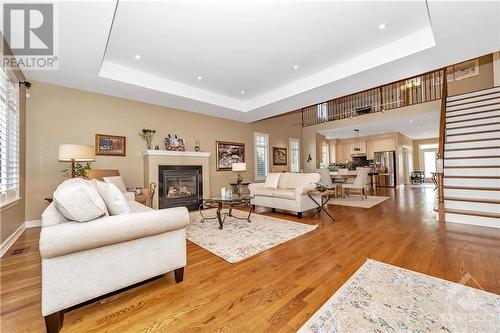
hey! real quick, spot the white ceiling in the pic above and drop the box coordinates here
[14,1,500,122]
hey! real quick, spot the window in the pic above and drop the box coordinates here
[254,132,269,180]
[420,143,438,150]
[289,138,300,173]
[321,143,329,168]
[0,65,20,207]
[317,103,327,121]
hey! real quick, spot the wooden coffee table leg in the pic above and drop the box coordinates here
[216,202,223,229]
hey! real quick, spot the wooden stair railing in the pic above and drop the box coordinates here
[436,67,448,221]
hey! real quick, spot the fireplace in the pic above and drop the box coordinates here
[159,165,202,210]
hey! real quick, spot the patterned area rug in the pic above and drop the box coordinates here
[329,195,389,208]
[187,209,317,263]
[299,260,500,333]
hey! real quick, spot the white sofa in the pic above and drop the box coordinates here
[40,192,188,333]
[248,172,320,217]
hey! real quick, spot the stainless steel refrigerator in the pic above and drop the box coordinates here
[374,151,396,188]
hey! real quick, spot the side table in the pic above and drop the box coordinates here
[307,189,335,221]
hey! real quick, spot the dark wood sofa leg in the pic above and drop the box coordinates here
[297,212,302,218]
[174,267,184,283]
[45,311,63,333]
[271,208,276,212]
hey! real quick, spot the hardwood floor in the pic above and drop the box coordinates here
[1,187,499,332]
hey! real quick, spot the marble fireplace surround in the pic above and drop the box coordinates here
[143,150,211,209]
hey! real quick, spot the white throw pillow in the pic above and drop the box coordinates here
[92,179,130,215]
[265,173,281,189]
[102,176,127,193]
[53,178,108,222]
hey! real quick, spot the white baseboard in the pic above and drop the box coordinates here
[0,220,42,257]
[0,222,26,257]
[25,220,41,228]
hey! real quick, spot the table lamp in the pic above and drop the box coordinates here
[232,162,246,184]
[58,144,95,177]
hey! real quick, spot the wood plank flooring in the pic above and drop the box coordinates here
[1,187,499,332]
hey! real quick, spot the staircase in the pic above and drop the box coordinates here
[441,86,500,228]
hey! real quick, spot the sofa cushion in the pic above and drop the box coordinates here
[264,173,280,188]
[53,178,108,222]
[277,173,320,189]
[278,173,291,188]
[102,176,127,193]
[92,180,130,215]
[39,206,189,259]
[128,200,153,213]
[253,188,274,197]
[42,203,70,227]
[271,188,295,200]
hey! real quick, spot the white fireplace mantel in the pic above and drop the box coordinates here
[143,150,211,157]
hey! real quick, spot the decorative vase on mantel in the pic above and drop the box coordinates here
[140,129,156,150]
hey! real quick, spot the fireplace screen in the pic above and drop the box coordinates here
[159,166,202,210]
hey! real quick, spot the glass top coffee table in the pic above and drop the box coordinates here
[199,195,254,229]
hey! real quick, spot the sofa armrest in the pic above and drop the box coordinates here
[248,182,265,195]
[294,183,317,197]
[40,207,189,259]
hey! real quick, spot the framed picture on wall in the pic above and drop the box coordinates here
[216,141,245,171]
[272,147,287,166]
[95,134,126,156]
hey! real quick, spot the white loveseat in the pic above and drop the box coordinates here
[39,180,188,333]
[248,172,320,217]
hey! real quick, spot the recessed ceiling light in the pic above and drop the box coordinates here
[409,119,413,123]
[417,126,421,129]
[197,76,203,80]
[293,65,299,70]
[240,90,245,95]
[378,23,387,30]
[134,54,141,60]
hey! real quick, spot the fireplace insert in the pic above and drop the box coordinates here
[158,165,202,210]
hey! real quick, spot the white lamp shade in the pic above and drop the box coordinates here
[232,162,246,172]
[58,144,95,162]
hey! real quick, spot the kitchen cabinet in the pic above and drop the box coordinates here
[349,141,366,155]
[336,143,350,163]
[373,138,395,152]
[366,140,374,160]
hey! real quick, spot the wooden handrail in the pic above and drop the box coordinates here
[302,68,446,127]
[437,68,448,206]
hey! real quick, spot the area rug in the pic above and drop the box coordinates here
[299,259,500,333]
[187,209,317,263]
[329,195,389,208]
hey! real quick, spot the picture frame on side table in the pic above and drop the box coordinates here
[216,141,245,171]
[272,147,287,166]
[95,134,126,156]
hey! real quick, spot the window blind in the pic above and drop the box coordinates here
[254,132,269,180]
[0,65,20,206]
[289,138,300,173]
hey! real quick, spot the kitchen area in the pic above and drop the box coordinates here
[317,131,414,189]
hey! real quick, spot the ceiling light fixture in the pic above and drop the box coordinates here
[134,54,141,60]
[417,126,421,129]
[409,119,414,123]
[240,90,245,95]
[378,23,387,30]
[197,76,203,80]
[293,65,299,70]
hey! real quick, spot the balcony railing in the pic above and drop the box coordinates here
[302,69,445,127]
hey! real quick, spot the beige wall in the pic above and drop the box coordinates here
[448,54,494,96]
[0,35,27,243]
[251,111,303,173]
[26,81,300,220]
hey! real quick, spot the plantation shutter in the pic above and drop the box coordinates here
[254,132,269,180]
[0,63,20,205]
